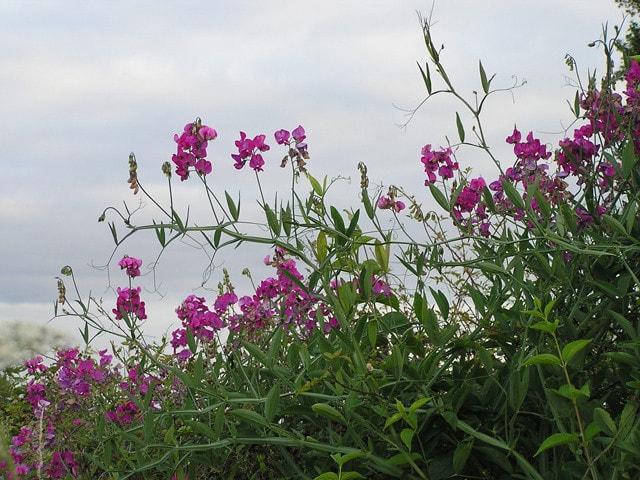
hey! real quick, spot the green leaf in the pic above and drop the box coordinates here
[593,407,617,436]
[602,214,629,237]
[479,60,489,93]
[384,412,404,429]
[225,190,239,221]
[501,180,525,211]
[428,182,450,211]
[455,112,465,142]
[523,353,561,366]
[308,173,324,196]
[361,188,375,219]
[430,287,449,320]
[317,230,328,263]
[624,199,637,235]
[409,397,430,414]
[330,206,346,234]
[417,61,432,94]
[312,403,346,424]
[475,261,506,275]
[453,440,473,473]
[263,203,281,236]
[108,221,118,244]
[530,320,558,334]
[561,339,592,363]
[241,341,268,366]
[374,240,390,273]
[186,327,197,354]
[172,208,186,233]
[230,408,269,428]
[400,428,414,450]
[334,452,366,467]
[314,473,338,480]
[622,139,636,180]
[184,419,217,440]
[367,320,377,349]
[535,433,579,456]
[345,209,360,238]
[264,383,280,423]
[154,221,166,247]
[605,351,640,367]
[267,326,283,367]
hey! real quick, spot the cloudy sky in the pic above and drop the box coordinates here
[0,1,625,347]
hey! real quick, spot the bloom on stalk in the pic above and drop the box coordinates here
[274,125,309,173]
[118,255,142,278]
[421,144,458,185]
[171,119,217,181]
[113,286,147,320]
[377,186,405,213]
[232,132,270,171]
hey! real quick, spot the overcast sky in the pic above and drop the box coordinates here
[0,1,625,347]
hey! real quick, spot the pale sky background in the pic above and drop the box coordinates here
[0,1,625,349]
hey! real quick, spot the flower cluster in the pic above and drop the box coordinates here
[231,132,270,171]
[275,125,309,174]
[171,119,218,181]
[170,293,235,361]
[425,59,640,237]
[453,177,490,236]
[1,349,117,479]
[229,248,329,340]
[118,255,142,278]
[112,286,147,320]
[168,248,339,357]
[421,144,459,185]
[112,256,147,321]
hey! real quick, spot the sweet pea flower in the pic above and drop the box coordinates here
[118,255,142,278]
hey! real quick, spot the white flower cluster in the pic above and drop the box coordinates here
[0,320,70,370]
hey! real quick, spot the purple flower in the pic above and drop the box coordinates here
[118,255,142,278]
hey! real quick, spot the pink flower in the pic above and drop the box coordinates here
[232,132,270,171]
[118,255,142,278]
[171,119,217,181]
[274,129,290,145]
[113,286,147,320]
[377,195,405,213]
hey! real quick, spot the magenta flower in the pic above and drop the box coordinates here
[421,144,458,185]
[118,255,142,278]
[377,195,405,213]
[274,129,290,145]
[113,286,147,320]
[171,119,217,181]
[232,131,271,171]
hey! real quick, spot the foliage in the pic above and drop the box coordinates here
[2,14,640,480]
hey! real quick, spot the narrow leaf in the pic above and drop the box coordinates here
[593,407,617,436]
[428,182,450,211]
[622,139,636,180]
[264,383,280,423]
[479,60,489,94]
[225,190,239,221]
[312,403,346,424]
[455,112,465,142]
[230,408,269,428]
[561,339,592,363]
[523,353,561,366]
[535,433,579,456]
[417,61,432,94]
